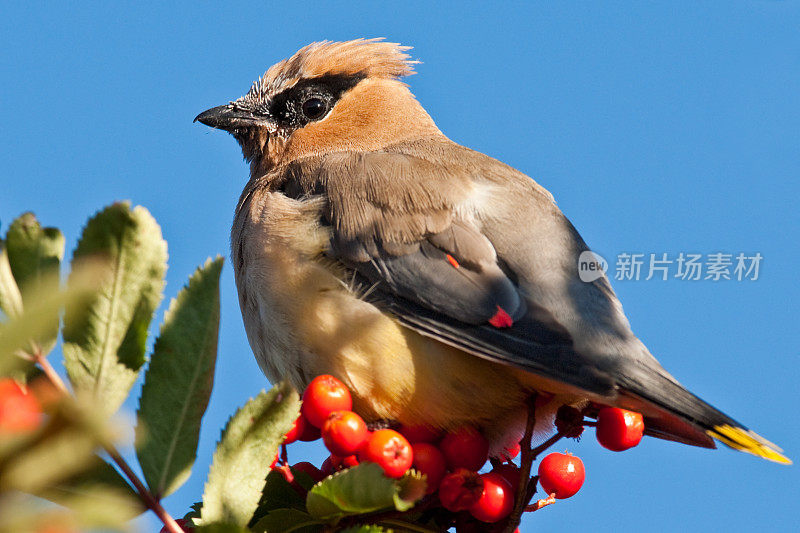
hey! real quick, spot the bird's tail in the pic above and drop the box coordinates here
[614,369,790,464]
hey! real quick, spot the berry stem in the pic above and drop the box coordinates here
[281,443,289,465]
[525,493,556,512]
[502,393,538,533]
[32,346,185,533]
[30,345,69,395]
[106,447,185,533]
[530,430,568,460]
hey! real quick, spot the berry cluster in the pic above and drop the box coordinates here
[272,376,646,529]
[162,375,648,532]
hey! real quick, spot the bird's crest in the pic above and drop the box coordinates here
[239,38,417,106]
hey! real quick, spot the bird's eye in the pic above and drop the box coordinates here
[301,97,328,120]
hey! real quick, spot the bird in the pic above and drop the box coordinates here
[195,38,788,463]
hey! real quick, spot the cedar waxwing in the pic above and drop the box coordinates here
[195,39,788,463]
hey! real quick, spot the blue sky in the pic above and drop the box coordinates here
[2,2,798,531]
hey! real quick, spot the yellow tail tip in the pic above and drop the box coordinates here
[707,425,792,465]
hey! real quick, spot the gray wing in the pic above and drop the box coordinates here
[286,150,618,398]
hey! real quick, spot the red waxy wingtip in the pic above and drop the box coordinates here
[446,254,460,268]
[488,305,514,328]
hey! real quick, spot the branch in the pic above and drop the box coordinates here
[502,394,537,533]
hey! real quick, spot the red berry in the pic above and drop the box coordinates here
[298,417,321,441]
[537,452,585,499]
[411,442,446,494]
[292,461,325,483]
[492,463,521,491]
[438,469,483,512]
[283,414,306,444]
[320,456,335,476]
[159,518,194,533]
[301,375,352,428]
[321,410,369,456]
[321,453,359,475]
[341,454,359,467]
[398,423,442,444]
[330,453,360,468]
[439,427,489,471]
[499,441,520,461]
[358,429,413,478]
[0,379,41,434]
[469,472,515,523]
[596,407,645,451]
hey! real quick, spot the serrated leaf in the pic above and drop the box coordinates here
[185,502,204,520]
[0,242,23,320]
[136,257,223,498]
[395,470,427,512]
[4,213,64,354]
[251,509,323,533]
[200,381,301,527]
[306,464,426,523]
[63,202,167,416]
[4,212,65,299]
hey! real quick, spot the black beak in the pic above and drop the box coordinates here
[194,104,270,131]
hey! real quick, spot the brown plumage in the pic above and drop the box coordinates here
[196,39,788,463]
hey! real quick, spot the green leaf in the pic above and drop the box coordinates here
[63,202,167,416]
[39,455,142,516]
[0,418,100,494]
[306,464,427,523]
[4,213,65,354]
[46,486,142,530]
[136,257,223,498]
[0,265,101,377]
[200,381,301,527]
[184,502,203,520]
[395,469,427,512]
[0,241,23,320]
[251,509,323,533]
[340,526,387,533]
[0,492,134,533]
[250,467,311,526]
[4,213,65,294]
